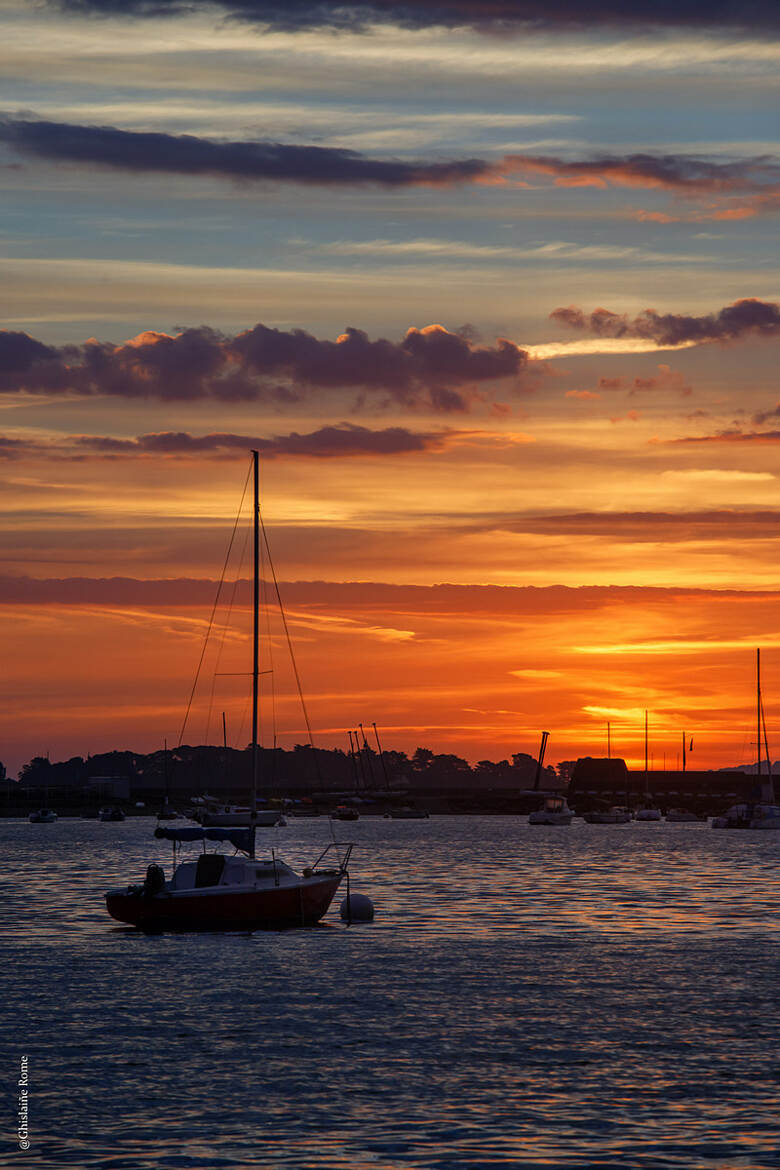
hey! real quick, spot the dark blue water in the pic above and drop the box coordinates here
[3,816,779,1168]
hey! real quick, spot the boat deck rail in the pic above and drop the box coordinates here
[311,841,353,873]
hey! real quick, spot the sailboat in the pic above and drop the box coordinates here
[581,724,630,823]
[666,732,703,821]
[634,710,662,821]
[712,649,780,831]
[105,451,352,929]
[527,732,574,824]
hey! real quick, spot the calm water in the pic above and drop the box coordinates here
[3,815,779,1169]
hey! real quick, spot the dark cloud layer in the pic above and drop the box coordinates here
[670,429,780,445]
[50,0,780,32]
[5,120,777,224]
[484,510,780,541]
[551,298,780,346]
[0,576,764,610]
[0,323,528,410]
[0,117,488,188]
[74,424,448,458]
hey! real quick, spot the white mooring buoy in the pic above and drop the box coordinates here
[340,893,374,922]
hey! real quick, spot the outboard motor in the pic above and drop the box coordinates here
[143,864,166,898]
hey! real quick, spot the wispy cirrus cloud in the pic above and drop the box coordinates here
[49,0,780,32]
[316,237,704,264]
[0,322,531,411]
[550,298,780,346]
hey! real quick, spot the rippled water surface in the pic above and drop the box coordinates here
[4,815,779,1168]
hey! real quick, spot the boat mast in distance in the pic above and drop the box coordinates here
[250,448,260,860]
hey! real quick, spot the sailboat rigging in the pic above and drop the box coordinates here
[105,451,352,929]
[634,709,662,821]
[712,649,780,831]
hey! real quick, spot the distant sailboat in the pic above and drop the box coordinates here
[712,649,780,831]
[528,732,574,824]
[665,733,702,821]
[634,710,662,821]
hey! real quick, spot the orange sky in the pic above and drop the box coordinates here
[2,3,780,779]
[3,328,780,778]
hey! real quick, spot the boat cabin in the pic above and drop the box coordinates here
[165,854,304,891]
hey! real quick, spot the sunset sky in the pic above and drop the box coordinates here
[2,0,780,779]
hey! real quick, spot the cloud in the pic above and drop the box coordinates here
[0,116,490,188]
[0,322,531,410]
[80,424,450,458]
[0,424,455,461]
[7,118,777,225]
[523,338,698,359]
[1,576,768,611]
[503,152,780,220]
[0,436,32,459]
[579,365,693,397]
[49,0,780,32]
[506,152,780,194]
[752,403,780,426]
[465,510,780,542]
[550,298,780,346]
[668,429,780,445]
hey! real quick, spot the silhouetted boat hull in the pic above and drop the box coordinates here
[106,871,344,931]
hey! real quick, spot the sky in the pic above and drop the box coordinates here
[2,0,780,779]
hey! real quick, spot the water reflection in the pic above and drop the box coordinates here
[4,816,779,1168]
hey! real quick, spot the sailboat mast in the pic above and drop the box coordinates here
[533,731,549,791]
[373,722,390,787]
[757,648,762,781]
[251,450,260,858]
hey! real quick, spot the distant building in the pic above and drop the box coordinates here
[569,757,629,798]
[569,757,761,808]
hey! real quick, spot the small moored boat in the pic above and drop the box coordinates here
[29,807,58,823]
[192,801,281,828]
[665,808,704,822]
[529,795,573,825]
[583,806,631,824]
[333,804,359,821]
[99,806,126,822]
[106,829,351,931]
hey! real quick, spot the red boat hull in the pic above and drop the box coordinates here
[106,873,344,931]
